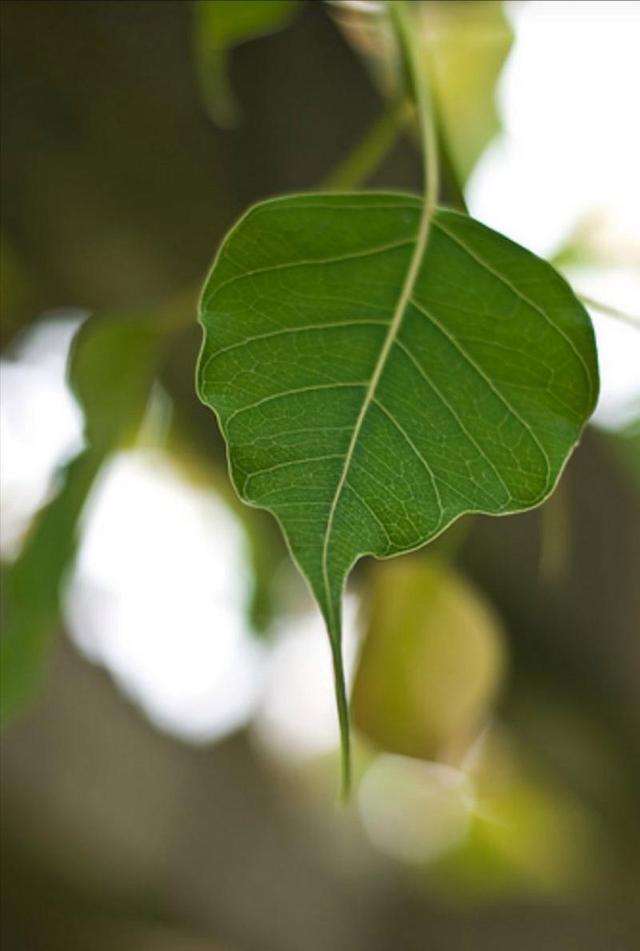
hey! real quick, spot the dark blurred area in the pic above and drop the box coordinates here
[1,2,639,950]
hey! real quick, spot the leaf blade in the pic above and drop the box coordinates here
[197,191,599,789]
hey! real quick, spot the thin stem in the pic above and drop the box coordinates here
[322,99,412,190]
[324,2,467,209]
[393,0,467,211]
[388,0,439,210]
[324,1,441,803]
[330,640,352,802]
[577,293,640,331]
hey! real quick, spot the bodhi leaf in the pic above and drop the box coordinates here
[196,191,599,792]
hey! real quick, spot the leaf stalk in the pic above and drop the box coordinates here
[388,0,439,211]
[328,0,443,803]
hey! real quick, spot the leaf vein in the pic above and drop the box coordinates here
[409,297,552,492]
[223,382,368,428]
[392,336,512,506]
[433,217,595,406]
[207,237,414,301]
[372,398,444,528]
[201,319,389,379]
[243,453,343,494]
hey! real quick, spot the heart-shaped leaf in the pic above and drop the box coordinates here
[197,192,598,790]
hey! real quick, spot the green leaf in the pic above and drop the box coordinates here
[352,556,505,762]
[197,191,599,792]
[0,315,164,723]
[70,313,164,450]
[332,0,512,184]
[420,0,514,183]
[0,451,102,721]
[194,0,300,127]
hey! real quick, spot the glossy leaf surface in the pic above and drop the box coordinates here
[197,191,598,779]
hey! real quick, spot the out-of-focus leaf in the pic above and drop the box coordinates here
[434,773,603,897]
[550,213,640,271]
[358,730,604,893]
[352,557,505,761]
[327,1,398,103]
[0,315,165,723]
[197,190,598,786]
[193,0,300,127]
[332,0,513,183]
[70,315,164,450]
[418,1,513,183]
[0,451,102,720]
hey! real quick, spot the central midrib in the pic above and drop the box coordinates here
[320,197,437,632]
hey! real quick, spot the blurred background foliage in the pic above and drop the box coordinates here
[1,1,639,949]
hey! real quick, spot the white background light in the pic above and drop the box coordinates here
[358,755,475,864]
[0,313,85,557]
[469,0,640,430]
[253,593,360,760]
[65,449,264,742]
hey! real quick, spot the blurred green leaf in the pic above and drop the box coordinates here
[420,0,513,183]
[1,315,165,723]
[332,0,513,184]
[70,314,164,450]
[0,451,102,721]
[353,557,505,761]
[193,0,300,127]
[358,729,604,893]
[434,768,604,897]
[197,191,598,786]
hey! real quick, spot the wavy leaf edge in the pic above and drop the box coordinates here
[196,190,599,794]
